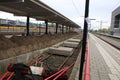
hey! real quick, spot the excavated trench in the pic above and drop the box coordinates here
[0,32,79,60]
[0,32,82,80]
[27,35,82,79]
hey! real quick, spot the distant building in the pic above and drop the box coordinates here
[110,6,120,36]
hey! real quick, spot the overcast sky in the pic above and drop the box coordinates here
[0,0,120,29]
[40,0,120,29]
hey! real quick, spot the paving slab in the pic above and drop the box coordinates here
[67,38,81,43]
[48,47,74,56]
[73,36,81,39]
[62,41,79,48]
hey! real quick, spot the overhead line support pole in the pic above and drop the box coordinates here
[79,0,90,80]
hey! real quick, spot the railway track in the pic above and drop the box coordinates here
[95,33,120,50]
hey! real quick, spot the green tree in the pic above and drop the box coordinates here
[98,28,108,33]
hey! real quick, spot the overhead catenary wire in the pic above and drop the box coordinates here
[71,0,81,16]
[111,0,120,10]
[44,0,81,17]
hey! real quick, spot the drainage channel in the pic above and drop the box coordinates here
[0,35,82,80]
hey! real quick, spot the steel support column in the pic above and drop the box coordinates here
[69,27,70,32]
[39,23,41,35]
[55,23,58,34]
[79,0,90,80]
[66,26,68,33]
[62,25,64,34]
[45,20,48,34]
[26,16,30,36]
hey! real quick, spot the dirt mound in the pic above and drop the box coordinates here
[0,32,80,60]
[10,36,39,46]
[0,35,17,50]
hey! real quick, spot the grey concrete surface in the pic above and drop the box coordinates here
[89,34,120,80]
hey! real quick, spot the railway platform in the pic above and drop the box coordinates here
[89,33,120,80]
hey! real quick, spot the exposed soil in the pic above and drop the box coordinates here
[0,35,17,50]
[0,32,80,60]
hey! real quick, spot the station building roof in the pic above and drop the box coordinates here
[0,0,80,28]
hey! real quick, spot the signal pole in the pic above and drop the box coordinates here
[79,0,90,80]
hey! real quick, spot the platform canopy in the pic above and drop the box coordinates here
[0,0,80,28]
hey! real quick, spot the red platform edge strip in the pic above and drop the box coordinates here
[84,42,90,80]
